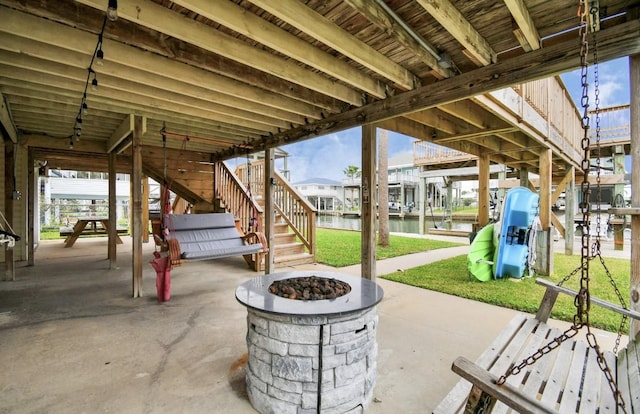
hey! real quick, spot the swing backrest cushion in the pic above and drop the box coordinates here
[165,213,263,261]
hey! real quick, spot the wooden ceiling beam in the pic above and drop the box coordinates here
[239,17,640,160]
[0,0,343,114]
[107,115,136,153]
[343,0,452,79]
[504,0,541,51]
[0,6,326,119]
[172,0,386,99]
[251,0,421,90]
[74,0,362,106]
[432,127,518,143]
[0,43,296,129]
[2,84,263,141]
[0,92,17,143]
[438,99,536,150]
[416,0,496,66]
[0,60,280,133]
[249,0,420,91]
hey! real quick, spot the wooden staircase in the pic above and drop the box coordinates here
[237,161,316,268]
[140,147,315,268]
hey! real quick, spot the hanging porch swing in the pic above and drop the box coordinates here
[434,1,640,413]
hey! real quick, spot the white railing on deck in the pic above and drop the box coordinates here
[589,104,631,141]
[413,142,476,165]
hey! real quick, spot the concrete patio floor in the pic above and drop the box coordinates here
[0,234,629,413]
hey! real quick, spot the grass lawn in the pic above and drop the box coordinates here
[316,228,463,267]
[383,253,631,332]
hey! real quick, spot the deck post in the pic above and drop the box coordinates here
[131,115,144,298]
[535,148,552,276]
[445,178,453,230]
[564,166,575,256]
[142,176,149,243]
[361,124,376,281]
[477,153,489,227]
[27,148,34,266]
[418,176,425,234]
[108,151,117,269]
[629,53,640,339]
[264,147,275,274]
[519,166,528,188]
[3,142,15,281]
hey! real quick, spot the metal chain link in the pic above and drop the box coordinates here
[497,5,626,411]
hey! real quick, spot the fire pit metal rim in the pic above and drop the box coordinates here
[235,270,384,316]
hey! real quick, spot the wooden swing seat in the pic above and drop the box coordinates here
[161,213,267,272]
[434,278,640,414]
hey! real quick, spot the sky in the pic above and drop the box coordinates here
[278,57,632,184]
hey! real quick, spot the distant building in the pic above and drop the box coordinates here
[293,178,343,212]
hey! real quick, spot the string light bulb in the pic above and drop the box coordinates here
[91,77,99,91]
[96,47,104,66]
[107,0,118,21]
[82,101,89,115]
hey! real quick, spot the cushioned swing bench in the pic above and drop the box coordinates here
[163,213,267,271]
[433,278,640,414]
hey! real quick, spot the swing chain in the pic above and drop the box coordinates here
[498,7,626,409]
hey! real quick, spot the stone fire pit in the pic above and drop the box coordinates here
[235,271,384,414]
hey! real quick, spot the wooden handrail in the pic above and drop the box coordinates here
[273,170,317,254]
[235,160,317,257]
[214,162,264,234]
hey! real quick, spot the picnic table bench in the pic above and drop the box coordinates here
[61,217,126,248]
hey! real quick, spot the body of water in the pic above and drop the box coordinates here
[316,214,472,234]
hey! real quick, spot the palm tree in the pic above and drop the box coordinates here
[343,165,360,211]
[343,165,361,180]
[378,129,389,247]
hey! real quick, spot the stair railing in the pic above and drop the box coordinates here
[273,169,317,256]
[235,160,316,257]
[214,162,264,234]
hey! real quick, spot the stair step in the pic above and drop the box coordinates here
[274,223,289,234]
[275,235,297,245]
[274,252,315,266]
[274,242,306,255]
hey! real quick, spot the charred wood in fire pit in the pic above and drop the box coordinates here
[268,276,351,300]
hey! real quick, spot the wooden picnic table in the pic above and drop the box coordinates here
[64,217,123,248]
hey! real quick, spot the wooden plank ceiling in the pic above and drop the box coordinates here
[1,0,639,178]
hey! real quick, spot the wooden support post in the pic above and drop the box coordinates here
[445,178,453,230]
[4,143,15,281]
[477,154,489,227]
[142,176,149,243]
[418,176,425,234]
[612,145,626,251]
[361,124,376,281]
[131,116,144,298]
[519,166,529,188]
[27,148,34,266]
[264,148,275,274]
[108,151,117,269]
[535,149,553,276]
[565,166,575,256]
[629,53,640,339]
[539,149,551,229]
